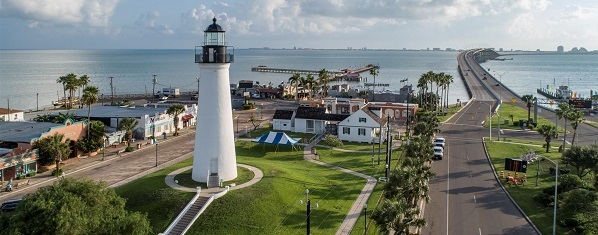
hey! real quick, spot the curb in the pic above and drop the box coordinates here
[481,138,541,235]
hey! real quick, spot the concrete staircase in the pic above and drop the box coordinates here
[168,196,210,235]
[207,174,220,188]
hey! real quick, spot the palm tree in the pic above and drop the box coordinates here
[369,67,379,101]
[117,117,138,147]
[371,198,427,234]
[305,74,316,98]
[288,73,301,100]
[568,110,584,147]
[537,124,558,153]
[318,69,330,97]
[556,102,572,150]
[78,75,90,108]
[433,72,443,111]
[56,74,71,107]
[521,94,536,125]
[45,133,71,176]
[54,112,76,124]
[443,74,453,110]
[82,86,100,138]
[63,73,79,109]
[166,104,186,136]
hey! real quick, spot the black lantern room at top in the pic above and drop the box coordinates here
[195,17,234,63]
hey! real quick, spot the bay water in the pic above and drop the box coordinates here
[0,49,595,110]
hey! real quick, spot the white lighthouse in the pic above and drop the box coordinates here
[192,18,237,186]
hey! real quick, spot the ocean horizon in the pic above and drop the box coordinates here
[1,49,596,111]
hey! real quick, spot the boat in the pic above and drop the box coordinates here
[537,85,573,100]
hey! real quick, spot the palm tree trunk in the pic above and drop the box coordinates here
[562,119,567,149]
[87,106,91,139]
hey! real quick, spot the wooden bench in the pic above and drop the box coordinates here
[15,179,29,189]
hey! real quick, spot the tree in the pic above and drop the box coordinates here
[561,145,598,179]
[248,113,261,131]
[537,124,558,153]
[556,102,573,150]
[36,133,71,175]
[117,118,138,147]
[568,109,585,147]
[288,73,301,101]
[166,104,186,136]
[82,85,99,139]
[53,112,76,124]
[305,74,316,98]
[78,75,90,108]
[318,69,330,97]
[60,73,79,109]
[56,74,73,107]
[558,188,598,234]
[521,94,536,125]
[0,178,151,235]
[369,67,379,101]
[371,198,426,235]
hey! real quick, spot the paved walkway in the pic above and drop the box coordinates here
[164,164,263,196]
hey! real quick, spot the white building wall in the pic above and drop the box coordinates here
[295,118,307,133]
[0,111,24,121]
[273,119,292,131]
[337,110,382,143]
[193,63,237,183]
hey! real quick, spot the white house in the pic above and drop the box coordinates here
[0,108,24,122]
[292,106,348,134]
[272,110,294,131]
[337,106,387,143]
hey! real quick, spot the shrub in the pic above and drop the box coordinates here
[513,121,519,127]
[242,103,254,110]
[125,146,134,152]
[52,168,64,177]
[323,135,343,147]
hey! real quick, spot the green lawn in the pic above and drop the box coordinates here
[586,120,598,129]
[174,166,254,189]
[439,104,464,123]
[485,141,568,235]
[317,146,403,235]
[495,138,560,150]
[329,141,389,152]
[115,158,196,234]
[187,141,367,234]
[117,140,371,234]
[485,103,565,133]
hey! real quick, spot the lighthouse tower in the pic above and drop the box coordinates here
[192,18,237,184]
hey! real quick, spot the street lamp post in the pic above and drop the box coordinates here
[155,143,158,167]
[299,189,318,235]
[152,75,157,103]
[364,204,368,233]
[109,76,115,105]
[371,139,375,166]
[532,156,559,235]
[483,102,492,141]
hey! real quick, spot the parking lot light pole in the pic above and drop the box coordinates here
[155,143,158,167]
[483,102,492,141]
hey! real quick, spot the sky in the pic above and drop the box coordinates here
[1,0,597,51]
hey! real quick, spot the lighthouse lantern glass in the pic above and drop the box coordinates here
[205,32,225,46]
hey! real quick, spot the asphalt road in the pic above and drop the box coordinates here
[422,50,538,234]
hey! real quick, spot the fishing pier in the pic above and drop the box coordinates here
[251,64,379,81]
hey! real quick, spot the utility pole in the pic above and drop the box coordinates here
[36,93,39,111]
[6,98,10,121]
[109,76,114,105]
[152,75,157,103]
[196,77,200,95]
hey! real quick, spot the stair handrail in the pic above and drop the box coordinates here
[163,187,202,235]
[180,186,229,235]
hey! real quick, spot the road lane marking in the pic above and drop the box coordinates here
[446,142,450,235]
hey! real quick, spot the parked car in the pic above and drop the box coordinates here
[251,93,261,99]
[434,137,445,148]
[159,96,168,101]
[433,146,444,160]
[1,199,22,212]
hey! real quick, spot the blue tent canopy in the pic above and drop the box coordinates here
[252,132,300,146]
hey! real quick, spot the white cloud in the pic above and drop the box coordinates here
[0,0,118,27]
[136,11,174,35]
[180,4,253,35]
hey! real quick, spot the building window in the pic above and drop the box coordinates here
[358,128,366,136]
[283,123,287,126]
[343,127,350,134]
[359,117,367,123]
